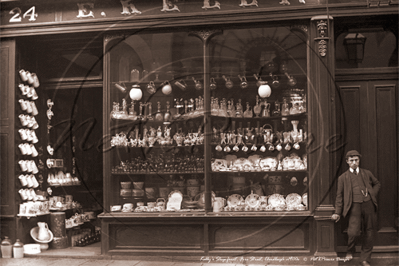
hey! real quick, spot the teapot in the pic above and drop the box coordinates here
[222,75,233,89]
[156,198,166,210]
[192,77,202,90]
[37,222,51,241]
[238,75,248,89]
[210,77,217,90]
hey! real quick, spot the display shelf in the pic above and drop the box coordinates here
[210,113,307,120]
[99,210,312,218]
[112,171,204,175]
[211,170,307,173]
[48,183,81,187]
[17,212,50,219]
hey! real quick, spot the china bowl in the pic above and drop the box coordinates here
[120,181,132,189]
[30,226,54,244]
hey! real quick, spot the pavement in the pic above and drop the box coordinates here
[1,243,398,266]
[1,254,399,266]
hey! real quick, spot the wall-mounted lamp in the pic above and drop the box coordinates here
[344,33,367,63]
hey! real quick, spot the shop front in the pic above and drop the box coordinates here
[0,0,397,264]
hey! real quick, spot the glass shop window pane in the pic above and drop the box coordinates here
[336,29,398,69]
[208,26,309,212]
[107,31,204,209]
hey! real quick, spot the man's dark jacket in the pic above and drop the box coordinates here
[334,168,381,217]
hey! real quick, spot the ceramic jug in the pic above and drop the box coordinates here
[213,197,226,212]
[37,222,51,241]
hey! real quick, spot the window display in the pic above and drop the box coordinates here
[104,25,308,215]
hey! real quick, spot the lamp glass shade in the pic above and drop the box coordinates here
[162,82,172,95]
[258,84,272,98]
[129,85,143,101]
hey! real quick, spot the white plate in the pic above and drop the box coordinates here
[268,193,286,207]
[227,194,244,207]
[286,193,302,206]
[245,193,260,208]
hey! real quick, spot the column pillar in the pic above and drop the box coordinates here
[308,15,338,266]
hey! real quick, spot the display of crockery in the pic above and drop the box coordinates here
[245,191,260,208]
[247,155,261,167]
[259,157,278,171]
[268,194,286,209]
[212,159,228,171]
[286,193,302,207]
[166,190,183,211]
[227,194,244,207]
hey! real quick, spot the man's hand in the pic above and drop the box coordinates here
[331,214,340,222]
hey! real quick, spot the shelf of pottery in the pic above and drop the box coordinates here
[16,70,83,218]
[16,70,49,218]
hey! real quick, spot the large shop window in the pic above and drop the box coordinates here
[104,25,308,215]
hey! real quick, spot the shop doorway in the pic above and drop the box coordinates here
[335,78,398,251]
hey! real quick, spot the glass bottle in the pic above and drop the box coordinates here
[122,98,128,117]
[138,102,144,120]
[281,98,290,116]
[128,101,136,119]
[253,95,262,117]
[227,100,234,117]
[174,98,182,119]
[262,99,270,117]
[188,98,194,117]
[229,98,236,117]
[243,102,253,118]
[198,96,204,115]
[184,100,188,117]
[236,99,243,118]
[219,98,228,117]
[155,101,163,122]
[272,101,281,116]
[147,102,153,120]
[164,101,171,124]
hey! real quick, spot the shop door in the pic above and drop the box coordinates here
[0,39,17,240]
[335,79,398,251]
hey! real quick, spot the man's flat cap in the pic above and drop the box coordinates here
[346,150,362,158]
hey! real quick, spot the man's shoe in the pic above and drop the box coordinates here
[345,253,353,261]
[359,261,371,266]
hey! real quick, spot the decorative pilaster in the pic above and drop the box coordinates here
[315,18,329,57]
[309,15,338,266]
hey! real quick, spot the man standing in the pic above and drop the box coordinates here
[332,150,381,266]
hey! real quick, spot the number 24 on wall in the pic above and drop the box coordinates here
[9,6,38,22]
